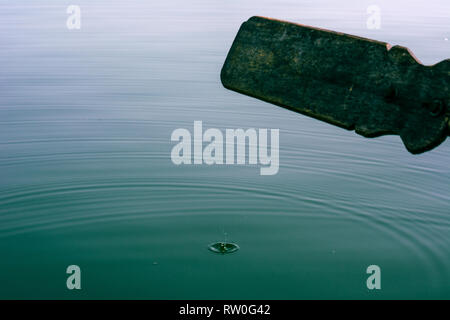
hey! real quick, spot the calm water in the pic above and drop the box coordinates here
[0,0,449,299]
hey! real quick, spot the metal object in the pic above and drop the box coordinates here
[221,16,450,154]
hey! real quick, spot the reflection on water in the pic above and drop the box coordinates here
[0,0,449,299]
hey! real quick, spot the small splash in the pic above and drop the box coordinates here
[208,242,239,254]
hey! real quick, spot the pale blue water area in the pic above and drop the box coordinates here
[0,0,449,299]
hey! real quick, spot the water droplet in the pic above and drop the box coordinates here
[208,242,239,254]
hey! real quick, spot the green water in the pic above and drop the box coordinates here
[0,0,449,299]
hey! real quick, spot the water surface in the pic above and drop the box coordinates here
[0,0,449,299]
